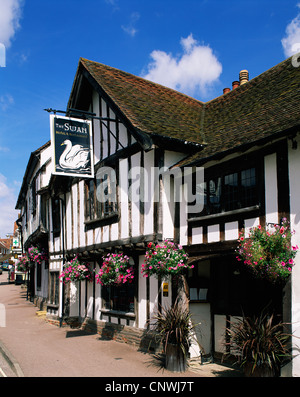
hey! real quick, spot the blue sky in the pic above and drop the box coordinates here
[0,0,300,237]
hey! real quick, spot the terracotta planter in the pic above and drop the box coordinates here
[165,344,187,372]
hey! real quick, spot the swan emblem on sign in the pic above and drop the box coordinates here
[59,139,90,170]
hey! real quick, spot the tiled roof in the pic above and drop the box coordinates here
[74,56,299,164]
[182,56,300,165]
[78,58,206,146]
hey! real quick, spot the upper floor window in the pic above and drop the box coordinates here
[52,197,61,237]
[30,177,37,215]
[85,167,118,223]
[195,166,258,217]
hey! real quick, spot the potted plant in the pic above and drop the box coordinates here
[150,298,198,372]
[95,253,134,286]
[59,256,93,284]
[236,219,297,283]
[28,245,48,264]
[16,255,31,272]
[224,311,292,377]
[141,240,193,279]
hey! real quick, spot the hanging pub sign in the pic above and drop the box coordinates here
[50,115,94,178]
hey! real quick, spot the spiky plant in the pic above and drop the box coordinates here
[150,298,196,355]
[225,312,292,375]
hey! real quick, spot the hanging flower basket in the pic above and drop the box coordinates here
[16,255,31,272]
[141,240,192,279]
[236,218,298,284]
[95,253,134,286]
[59,256,93,284]
[28,245,48,264]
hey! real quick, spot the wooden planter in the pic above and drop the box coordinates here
[165,344,187,372]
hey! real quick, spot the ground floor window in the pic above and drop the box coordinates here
[49,271,59,305]
[102,283,135,313]
[36,262,42,291]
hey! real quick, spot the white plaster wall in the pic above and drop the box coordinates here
[101,98,108,159]
[78,182,85,248]
[180,184,188,246]
[80,280,86,318]
[119,158,129,239]
[288,138,300,377]
[72,184,78,249]
[143,150,154,236]
[94,263,101,321]
[149,275,159,322]
[207,224,219,243]
[244,217,260,235]
[69,282,79,317]
[131,152,141,237]
[92,90,101,164]
[225,221,239,241]
[190,303,211,355]
[138,255,147,328]
[65,192,72,251]
[86,280,94,318]
[264,153,278,224]
[192,227,203,245]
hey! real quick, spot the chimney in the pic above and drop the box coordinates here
[239,69,249,85]
[232,81,240,90]
[223,87,231,94]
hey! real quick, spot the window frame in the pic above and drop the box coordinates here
[84,167,119,225]
[101,282,136,314]
[191,159,260,219]
[51,197,61,237]
[48,271,59,306]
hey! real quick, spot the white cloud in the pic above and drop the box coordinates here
[0,146,10,152]
[0,0,23,48]
[0,174,18,238]
[141,34,222,98]
[121,12,140,37]
[282,4,300,57]
[0,94,14,111]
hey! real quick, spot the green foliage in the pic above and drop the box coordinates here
[60,256,92,283]
[237,219,297,283]
[150,298,197,354]
[225,312,292,374]
[16,255,30,272]
[141,240,192,278]
[95,253,134,286]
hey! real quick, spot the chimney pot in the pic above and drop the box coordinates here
[223,87,231,94]
[239,69,249,85]
[232,81,240,89]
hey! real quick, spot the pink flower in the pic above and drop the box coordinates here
[280,226,285,234]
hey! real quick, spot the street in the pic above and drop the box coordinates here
[0,271,241,379]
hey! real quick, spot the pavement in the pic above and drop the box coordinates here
[0,272,243,380]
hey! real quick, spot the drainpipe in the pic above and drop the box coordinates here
[58,196,66,327]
